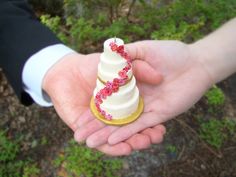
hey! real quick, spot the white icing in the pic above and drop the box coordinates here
[100,87,139,119]
[103,38,124,54]
[94,77,136,105]
[94,38,140,119]
[100,53,127,72]
[98,63,132,83]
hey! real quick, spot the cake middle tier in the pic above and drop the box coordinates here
[94,76,137,105]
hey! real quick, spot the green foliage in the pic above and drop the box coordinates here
[0,161,25,177]
[166,144,177,154]
[40,15,61,33]
[28,0,63,16]
[64,0,128,22]
[54,140,123,177]
[40,136,48,145]
[40,14,144,51]
[40,0,236,52]
[66,17,103,50]
[40,14,68,44]
[0,131,40,177]
[0,131,19,162]
[205,86,225,107]
[199,119,236,149]
[23,164,40,177]
[147,0,236,41]
[151,19,205,41]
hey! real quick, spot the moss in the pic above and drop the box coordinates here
[0,131,40,177]
[199,119,236,149]
[54,140,123,177]
[205,86,225,107]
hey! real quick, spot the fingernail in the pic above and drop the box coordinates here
[161,127,166,135]
[74,131,84,143]
[157,125,166,135]
[86,139,96,148]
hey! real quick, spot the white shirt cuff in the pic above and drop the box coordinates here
[22,44,76,107]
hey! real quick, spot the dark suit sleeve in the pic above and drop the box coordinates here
[0,0,61,105]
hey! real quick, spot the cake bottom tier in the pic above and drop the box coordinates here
[90,97,144,126]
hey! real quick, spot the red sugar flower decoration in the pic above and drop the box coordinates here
[117,45,124,53]
[95,40,132,120]
[113,78,120,84]
[112,82,119,92]
[118,70,128,79]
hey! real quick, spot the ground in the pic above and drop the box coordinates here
[0,67,236,176]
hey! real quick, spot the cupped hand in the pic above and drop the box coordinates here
[74,40,213,150]
[42,52,165,156]
[42,53,99,130]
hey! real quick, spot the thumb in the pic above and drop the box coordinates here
[125,40,153,61]
[132,60,163,84]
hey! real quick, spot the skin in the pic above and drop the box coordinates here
[42,52,165,156]
[43,18,236,156]
[74,40,213,148]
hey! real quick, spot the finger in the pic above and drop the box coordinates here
[125,133,151,150]
[70,109,94,131]
[141,125,165,144]
[125,41,153,61]
[77,110,95,128]
[74,119,105,143]
[153,124,166,134]
[96,143,132,156]
[108,112,163,145]
[86,126,118,148]
[132,60,163,85]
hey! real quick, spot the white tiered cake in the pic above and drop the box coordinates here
[90,38,143,125]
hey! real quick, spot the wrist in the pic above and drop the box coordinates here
[190,19,236,84]
[188,42,216,86]
[189,39,236,85]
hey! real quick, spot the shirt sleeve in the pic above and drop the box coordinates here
[0,0,67,105]
[22,44,76,107]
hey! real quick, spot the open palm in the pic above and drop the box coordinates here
[43,52,165,155]
[74,40,213,150]
[43,53,99,130]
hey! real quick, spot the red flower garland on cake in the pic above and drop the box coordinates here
[94,41,132,120]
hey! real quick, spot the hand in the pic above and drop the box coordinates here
[42,53,99,130]
[42,52,166,156]
[74,40,213,149]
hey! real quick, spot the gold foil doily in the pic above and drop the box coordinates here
[90,97,144,126]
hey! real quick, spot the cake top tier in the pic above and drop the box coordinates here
[104,37,124,53]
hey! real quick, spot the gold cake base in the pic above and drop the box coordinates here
[90,97,144,126]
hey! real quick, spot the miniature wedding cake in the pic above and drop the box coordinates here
[90,38,143,125]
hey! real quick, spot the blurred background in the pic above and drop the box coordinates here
[0,0,236,176]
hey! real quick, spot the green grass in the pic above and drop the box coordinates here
[54,140,123,177]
